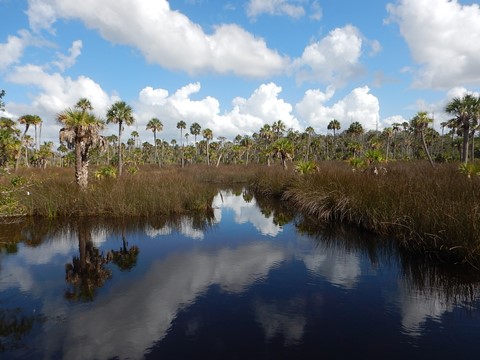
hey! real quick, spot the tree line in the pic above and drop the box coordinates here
[1,90,480,188]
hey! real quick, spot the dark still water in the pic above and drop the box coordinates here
[1,190,480,359]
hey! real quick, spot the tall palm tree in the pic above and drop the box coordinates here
[327,119,341,137]
[58,107,105,189]
[411,111,435,168]
[130,130,140,148]
[29,115,42,150]
[177,120,187,167]
[146,118,163,165]
[106,101,135,176]
[15,114,40,170]
[240,135,253,165]
[272,120,286,139]
[202,128,213,165]
[190,122,201,157]
[327,119,341,158]
[304,126,315,161]
[445,94,479,163]
[383,127,393,161]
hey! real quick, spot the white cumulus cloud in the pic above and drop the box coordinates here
[296,86,380,133]
[387,0,480,89]
[0,30,31,70]
[292,25,365,86]
[26,0,288,77]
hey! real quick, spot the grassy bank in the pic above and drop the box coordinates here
[0,165,261,217]
[250,161,480,265]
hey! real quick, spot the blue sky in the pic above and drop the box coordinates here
[1,0,480,145]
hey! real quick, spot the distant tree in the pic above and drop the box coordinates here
[106,101,135,176]
[445,94,480,163]
[15,114,41,170]
[190,122,201,157]
[272,138,294,170]
[0,90,5,111]
[272,120,286,139]
[327,119,341,137]
[146,118,163,165]
[0,116,20,167]
[304,126,315,161]
[411,111,435,168]
[202,128,213,165]
[75,98,93,113]
[177,120,187,167]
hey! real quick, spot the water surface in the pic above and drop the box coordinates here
[1,190,480,359]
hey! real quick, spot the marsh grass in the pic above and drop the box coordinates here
[2,165,261,218]
[251,161,480,264]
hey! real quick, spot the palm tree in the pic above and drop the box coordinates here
[347,121,364,140]
[58,107,105,189]
[15,114,41,170]
[177,120,187,167]
[106,101,135,176]
[130,130,140,148]
[327,119,341,158]
[29,115,42,150]
[240,135,253,165]
[304,126,315,161]
[445,94,479,163]
[382,127,393,161]
[411,111,435,168]
[190,122,201,157]
[146,118,163,165]
[202,128,213,165]
[272,120,286,139]
[327,119,341,137]
[272,138,294,170]
[75,98,93,113]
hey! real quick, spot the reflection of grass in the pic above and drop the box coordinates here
[0,308,46,352]
[251,161,480,266]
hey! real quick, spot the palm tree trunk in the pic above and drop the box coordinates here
[421,131,435,168]
[462,126,469,163]
[118,123,123,176]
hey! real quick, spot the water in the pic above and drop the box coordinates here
[1,190,480,359]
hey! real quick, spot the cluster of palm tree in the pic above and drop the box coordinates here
[1,93,480,187]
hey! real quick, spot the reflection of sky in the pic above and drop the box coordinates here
[295,236,361,289]
[254,298,307,345]
[57,242,286,360]
[394,281,453,337]
[212,190,282,236]
[145,217,204,240]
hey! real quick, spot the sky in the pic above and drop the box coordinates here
[1,0,480,145]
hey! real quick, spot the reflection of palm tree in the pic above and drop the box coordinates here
[65,222,112,301]
[107,227,139,271]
